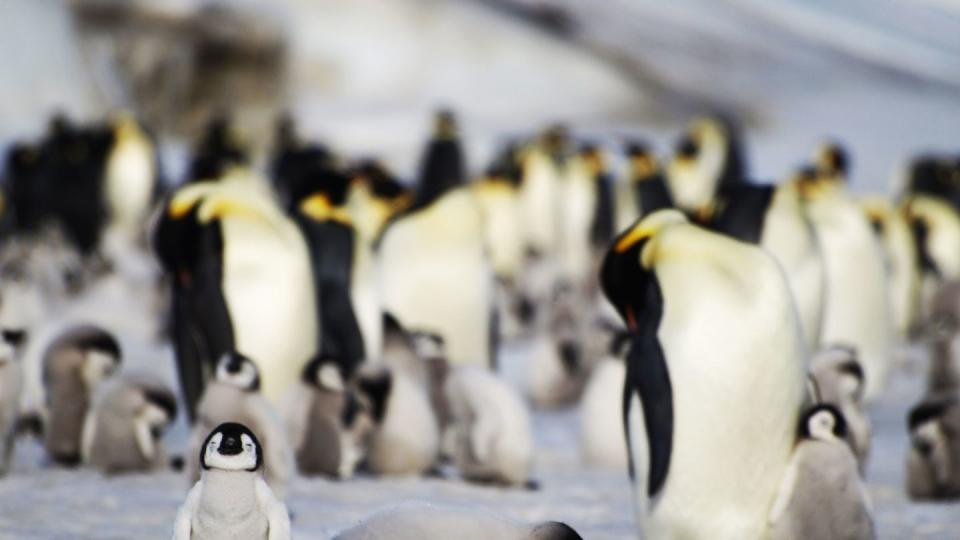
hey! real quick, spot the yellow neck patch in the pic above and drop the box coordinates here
[301,194,353,225]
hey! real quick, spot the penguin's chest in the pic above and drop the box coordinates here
[193,491,268,539]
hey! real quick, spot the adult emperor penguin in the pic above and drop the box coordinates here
[295,169,369,379]
[518,125,569,258]
[555,144,600,286]
[352,365,439,476]
[905,195,960,317]
[905,394,960,499]
[0,329,23,475]
[860,196,921,339]
[186,114,249,183]
[334,502,584,540]
[102,112,158,242]
[808,346,871,470]
[801,153,893,400]
[284,356,372,479]
[151,175,318,417]
[42,325,122,466]
[173,422,291,540]
[443,366,534,487]
[614,141,673,234]
[345,160,411,244]
[768,404,876,540]
[81,375,178,474]
[377,112,495,368]
[188,352,294,499]
[600,210,806,539]
[665,115,746,219]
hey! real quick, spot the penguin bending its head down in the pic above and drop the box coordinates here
[81,375,177,474]
[188,352,294,499]
[443,366,534,487]
[333,502,583,540]
[42,325,121,466]
[284,356,372,479]
[351,365,439,476]
[0,329,23,475]
[807,346,871,471]
[906,394,960,500]
[768,404,876,540]
[173,422,291,540]
[152,178,318,417]
[601,210,806,539]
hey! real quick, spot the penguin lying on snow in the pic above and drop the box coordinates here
[173,422,290,540]
[81,375,177,474]
[351,365,439,476]
[443,366,534,487]
[906,394,960,500]
[601,210,806,539]
[333,502,583,540]
[284,356,372,479]
[42,325,122,466]
[808,346,871,471]
[768,404,876,540]
[188,352,293,499]
[0,329,23,475]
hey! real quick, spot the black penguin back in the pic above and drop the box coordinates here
[708,183,776,244]
[410,110,465,211]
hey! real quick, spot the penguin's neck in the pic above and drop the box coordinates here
[199,469,259,516]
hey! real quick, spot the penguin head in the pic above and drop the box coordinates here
[600,210,687,332]
[800,404,848,443]
[815,141,849,182]
[0,328,26,365]
[351,367,394,425]
[811,345,866,403]
[624,140,658,180]
[433,109,458,141]
[302,355,345,392]
[409,331,445,361]
[530,521,585,540]
[908,398,956,482]
[541,124,571,162]
[201,422,262,472]
[78,330,122,390]
[189,113,248,182]
[578,143,605,175]
[215,351,261,392]
[142,387,178,437]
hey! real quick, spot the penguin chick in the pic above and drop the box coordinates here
[768,404,876,540]
[526,285,589,409]
[579,326,630,470]
[188,352,293,499]
[0,329,23,475]
[333,502,583,540]
[352,365,439,476]
[922,280,960,394]
[408,331,451,429]
[808,346,872,471]
[173,422,290,540]
[443,366,534,487]
[905,395,960,500]
[81,375,177,474]
[285,356,373,479]
[42,325,121,466]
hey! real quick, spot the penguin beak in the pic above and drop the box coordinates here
[219,435,243,456]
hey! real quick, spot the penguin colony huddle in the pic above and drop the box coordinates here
[0,107,957,539]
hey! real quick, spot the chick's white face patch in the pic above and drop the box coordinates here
[203,432,258,471]
[215,357,258,390]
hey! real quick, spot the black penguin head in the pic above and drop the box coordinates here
[530,521,584,540]
[301,355,346,392]
[188,113,248,182]
[77,328,123,384]
[1,328,27,350]
[433,109,458,140]
[352,368,394,424]
[215,351,261,392]
[800,403,847,442]
[625,140,657,179]
[909,397,958,432]
[674,135,699,162]
[142,387,178,435]
[200,422,262,472]
[816,141,850,180]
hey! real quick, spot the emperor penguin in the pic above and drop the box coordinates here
[443,366,534,487]
[800,154,893,400]
[151,175,318,417]
[0,328,23,475]
[186,114,249,183]
[352,365,439,476]
[81,375,178,474]
[665,115,746,219]
[187,352,294,499]
[518,125,570,258]
[268,114,336,212]
[906,155,960,211]
[555,144,600,286]
[600,210,806,539]
[860,196,921,339]
[173,422,291,540]
[345,160,411,244]
[905,195,960,318]
[284,356,372,479]
[768,404,876,540]
[42,325,122,466]
[614,140,673,234]
[905,394,960,500]
[808,346,871,470]
[102,112,158,242]
[333,502,583,540]
[377,112,495,368]
[294,170,370,380]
